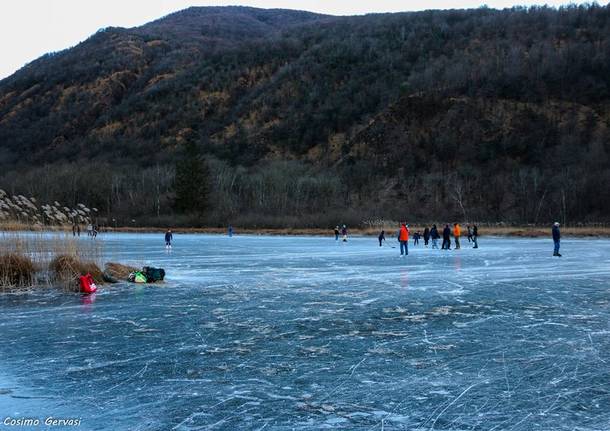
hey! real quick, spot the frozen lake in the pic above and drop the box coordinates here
[1,233,609,430]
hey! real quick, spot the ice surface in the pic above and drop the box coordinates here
[1,233,609,430]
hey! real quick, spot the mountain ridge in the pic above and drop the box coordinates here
[1,5,609,226]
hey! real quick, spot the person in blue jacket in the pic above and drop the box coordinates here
[552,222,561,256]
[165,229,173,249]
[430,224,440,249]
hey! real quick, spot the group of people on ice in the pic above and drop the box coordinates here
[338,221,563,257]
[334,225,349,242]
[71,223,99,238]
[337,222,479,255]
[390,222,479,255]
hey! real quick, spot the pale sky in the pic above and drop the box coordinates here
[0,0,590,80]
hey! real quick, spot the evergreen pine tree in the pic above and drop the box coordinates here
[174,138,210,215]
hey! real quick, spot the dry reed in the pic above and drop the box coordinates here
[0,231,104,290]
[49,255,104,291]
[0,189,96,229]
[104,262,138,281]
[0,253,35,288]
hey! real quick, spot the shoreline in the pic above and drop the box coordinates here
[2,225,610,237]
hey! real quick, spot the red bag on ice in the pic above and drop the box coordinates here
[79,273,97,294]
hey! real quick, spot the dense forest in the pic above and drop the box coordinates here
[0,4,609,227]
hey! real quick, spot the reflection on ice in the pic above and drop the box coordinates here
[1,234,609,430]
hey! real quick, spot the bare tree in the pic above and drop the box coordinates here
[450,174,468,221]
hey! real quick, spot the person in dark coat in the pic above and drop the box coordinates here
[165,229,173,249]
[430,225,440,249]
[552,222,561,256]
[378,230,386,247]
[442,224,451,250]
[423,227,430,246]
[413,231,421,246]
[472,224,479,249]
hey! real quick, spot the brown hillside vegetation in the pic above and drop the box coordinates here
[346,95,610,222]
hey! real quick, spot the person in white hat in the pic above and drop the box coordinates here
[552,222,561,257]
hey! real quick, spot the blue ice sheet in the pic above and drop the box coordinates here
[1,233,609,430]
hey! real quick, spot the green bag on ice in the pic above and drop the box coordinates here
[128,271,147,283]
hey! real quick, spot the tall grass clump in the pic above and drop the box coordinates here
[0,253,35,289]
[104,262,137,280]
[49,255,104,291]
[0,231,104,290]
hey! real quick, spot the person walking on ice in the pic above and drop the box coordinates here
[334,226,340,241]
[341,225,348,242]
[552,222,561,256]
[430,224,440,249]
[467,224,473,242]
[442,224,451,250]
[472,224,479,249]
[165,229,173,250]
[378,230,386,247]
[398,223,409,256]
[423,226,430,247]
[453,223,461,249]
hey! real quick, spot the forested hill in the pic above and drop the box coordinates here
[1,5,609,227]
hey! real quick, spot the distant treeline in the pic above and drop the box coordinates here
[2,150,607,228]
[0,5,609,226]
[0,158,350,227]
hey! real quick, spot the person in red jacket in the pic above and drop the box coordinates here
[398,223,409,256]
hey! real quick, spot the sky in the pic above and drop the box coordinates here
[0,0,591,80]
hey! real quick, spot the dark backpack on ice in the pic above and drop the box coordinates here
[143,266,165,282]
